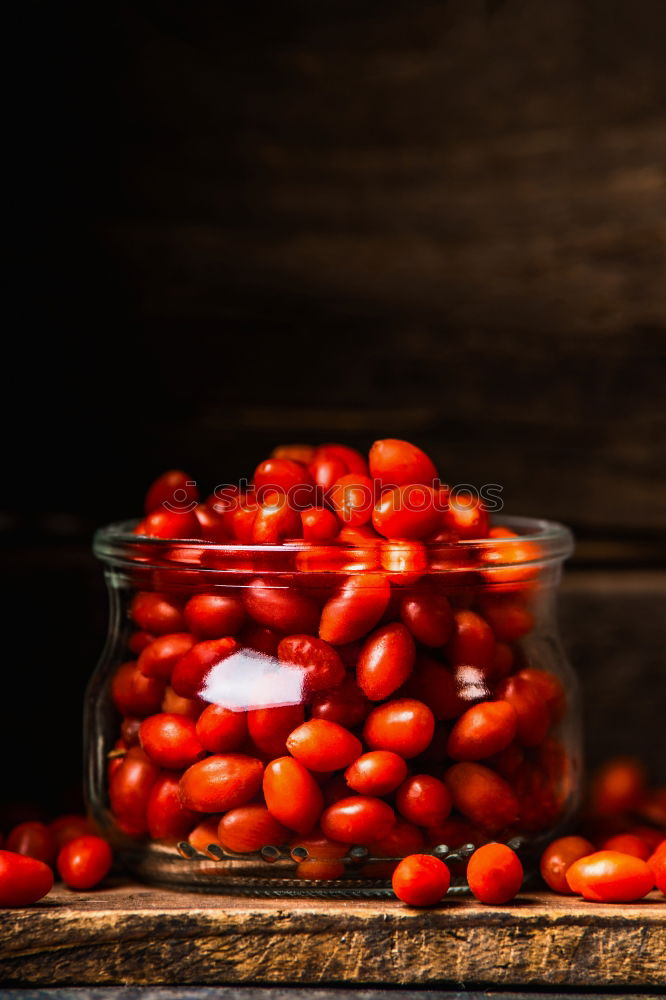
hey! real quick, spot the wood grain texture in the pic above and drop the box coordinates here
[1,993,659,1000]
[1,882,664,987]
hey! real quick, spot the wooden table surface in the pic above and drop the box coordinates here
[1,881,664,989]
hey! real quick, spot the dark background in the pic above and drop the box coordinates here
[3,0,665,817]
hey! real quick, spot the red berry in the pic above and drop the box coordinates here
[109,747,160,836]
[5,822,56,867]
[447,701,518,762]
[330,474,375,527]
[111,662,166,718]
[0,850,54,907]
[319,573,391,645]
[122,717,144,747]
[292,829,348,881]
[139,713,206,769]
[239,624,282,657]
[184,593,246,639]
[356,623,416,701]
[196,704,248,753]
[171,637,237,699]
[301,507,340,542]
[161,687,202,719]
[194,502,229,541]
[127,631,155,654]
[146,773,198,841]
[566,850,654,902]
[252,491,302,543]
[179,754,264,813]
[345,751,408,797]
[467,843,523,904]
[253,458,314,499]
[309,454,348,492]
[400,586,453,647]
[401,655,466,721]
[271,443,316,464]
[130,592,186,635]
[479,527,541,586]
[138,633,196,681]
[647,844,666,893]
[589,757,647,816]
[480,595,534,642]
[217,805,290,854]
[286,719,362,772]
[145,470,198,515]
[392,853,450,906]
[601,833,651,861]
[321,797,396,846]
[444,762,520,834]
[244,579,320,634]
[540,836,595,894]
[380,540,427,584]
[363,698,435,759]
[369,439,438,488]
[442,490,489,540]
[447,611,495,670]
[395,775,452,828]
[515,668,566,724]
[496,675,549,747]
[263,757,324,835]
[137,508,201,540]
[372,485,442,540]
[277,635,346,696]
[247,704,305,758]
[225,497,259,542]
[57,836,113,890]
[188,817,223,856]
[313,443,369,478]
[311,676,370,729]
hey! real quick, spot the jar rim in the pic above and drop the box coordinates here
[93,515,574,576]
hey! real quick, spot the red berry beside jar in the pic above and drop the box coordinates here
[87,437,579,895]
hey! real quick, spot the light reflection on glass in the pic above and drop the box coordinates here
[199,648,306,710]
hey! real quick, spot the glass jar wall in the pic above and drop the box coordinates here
[86,517,579,896]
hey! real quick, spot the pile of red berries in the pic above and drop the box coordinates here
[0,815,112,906]
[132,440,498,546]
[1,439,663,909]
[107,438,570,878]
[1,756,663,907]
[393,757,666,905]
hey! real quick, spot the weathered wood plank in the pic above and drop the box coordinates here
[1,883,664,987]
[0,992,658,1000]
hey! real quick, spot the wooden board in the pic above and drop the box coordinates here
[1,881,664,988]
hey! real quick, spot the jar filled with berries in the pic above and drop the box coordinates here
[86,439,579,895]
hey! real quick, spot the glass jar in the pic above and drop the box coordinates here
[86,516,579,897]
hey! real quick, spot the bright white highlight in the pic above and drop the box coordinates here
[199,649,306,710]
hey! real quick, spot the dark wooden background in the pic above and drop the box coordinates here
[2,0,665,816]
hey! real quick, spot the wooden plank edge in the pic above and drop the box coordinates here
[1,887,664,987]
